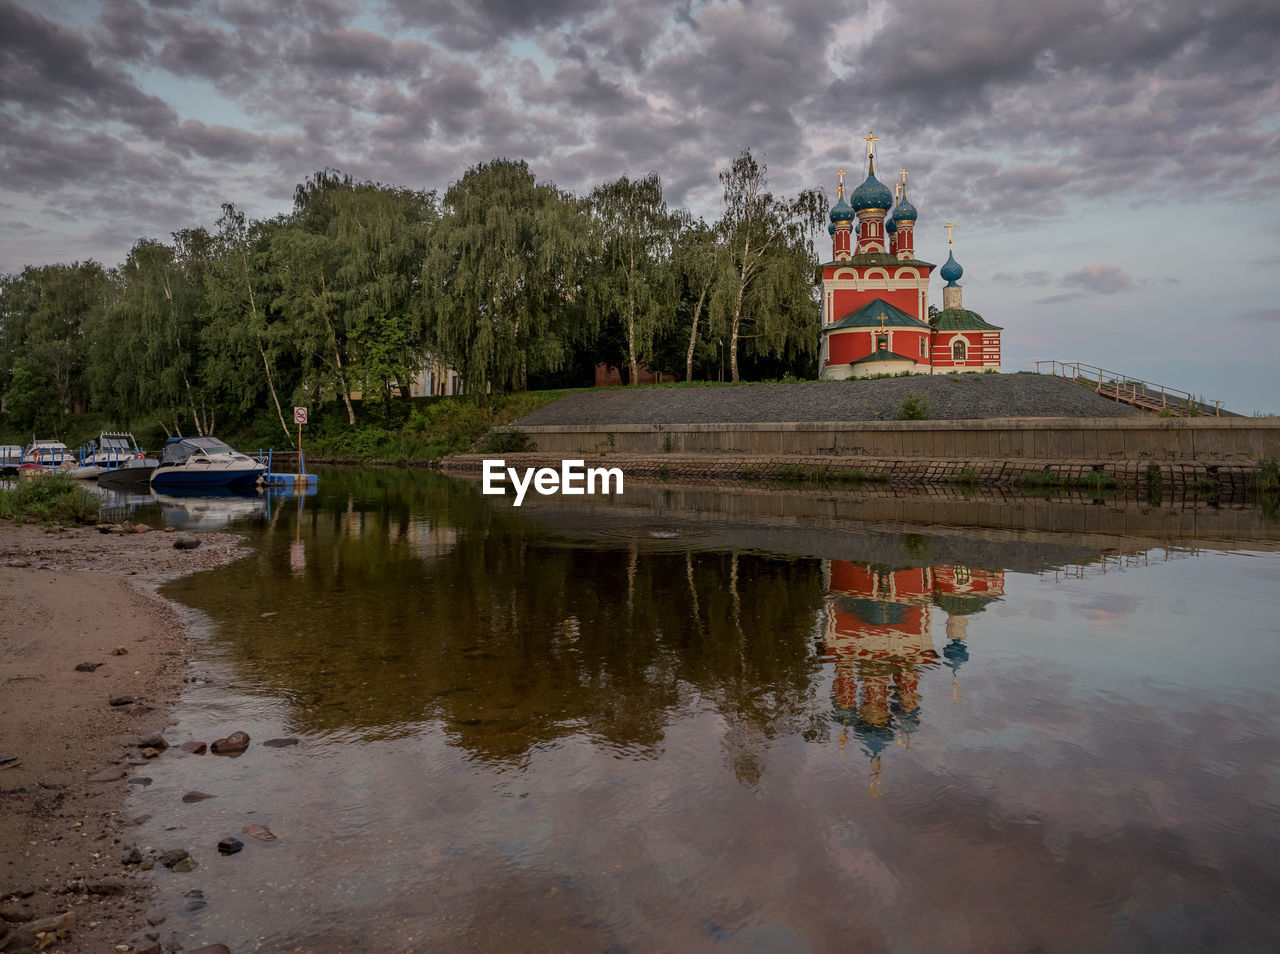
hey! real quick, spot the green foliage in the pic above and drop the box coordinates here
[1012,470,1117,494]
[476,429,535,454]
[0,473,99,525]
[426,159,589,395]
[1249,458,1280,493]
[948,466,981,486]
[897,390,933,420]
[587,173,679,385]
[711,149,825,382]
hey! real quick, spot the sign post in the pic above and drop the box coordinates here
[293,407,308,478]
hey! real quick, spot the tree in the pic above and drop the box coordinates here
[713,150,826,381]
[204,205,293,440]
[586,173,678,385]
[92,235,216,436]
[674,215,720,382]
[425,159,590,395]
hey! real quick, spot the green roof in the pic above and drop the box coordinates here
[932,308,1002,331]
[825,297,930,332]
[851,350,919,366]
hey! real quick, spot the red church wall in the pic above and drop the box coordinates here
[829,329,930,365]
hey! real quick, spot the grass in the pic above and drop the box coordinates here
[1248,458,1279,494]
[300,390,571,463]
[0,472,99,525]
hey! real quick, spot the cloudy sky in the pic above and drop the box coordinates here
[4,0,1279,410]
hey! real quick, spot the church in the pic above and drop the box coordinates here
[820,134,1002,379]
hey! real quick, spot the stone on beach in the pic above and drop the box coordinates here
[242,824,277,842]
[180,740,207,754]
[107,694,134,707]
[210,731,250,755]
[173,535,201,550]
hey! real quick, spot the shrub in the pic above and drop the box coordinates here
[897,390,933,420]
[0,473,99,525]
[477,429,535,454]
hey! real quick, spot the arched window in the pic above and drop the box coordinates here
[919,338,926,358]
[953,339,967,361]
[877,333,888,352]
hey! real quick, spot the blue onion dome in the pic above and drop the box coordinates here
[830,193,855,225]
[850,173,893,212]
[828,222,836,236]
[885,216,897,234]
[940,249,964,286]
[891,196,918,224]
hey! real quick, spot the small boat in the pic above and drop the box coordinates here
[18,439,72,475]
[150,436,267,490]
[70,432,149,478]
[96,456,159,492]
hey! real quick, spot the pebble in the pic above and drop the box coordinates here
[141,747,160,759]
[173,535,201,550]
[171,856,198,873]
[74,661,103,672]
[210,731,250,756]
[137,733,169,750]
[217,837,243,856]
[242,824,277,842]
[158,849,191,869]
[87,765,127,783]
[107,694,134,707]
[110,646,128,655]
[180,741,207,755]
[182,791,216,803]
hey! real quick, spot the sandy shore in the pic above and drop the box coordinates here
[0,523,247,953]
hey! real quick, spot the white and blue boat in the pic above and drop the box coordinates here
[150,436,266,490]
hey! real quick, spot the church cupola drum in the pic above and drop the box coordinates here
[819,134,1002,379]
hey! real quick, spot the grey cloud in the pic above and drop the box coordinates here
[1033,292,1086,305]
[1062,264,1136,295]
[387,0,598,51]
[0,0,177,134]
[289,28,432,79]
[1228,308,1280,324]
[168,120,266,161]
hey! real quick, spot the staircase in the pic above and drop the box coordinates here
[1034,361,1231,416]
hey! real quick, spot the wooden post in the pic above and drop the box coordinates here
[297,422,303,479]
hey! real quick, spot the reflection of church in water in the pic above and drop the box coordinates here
[823,560,1004,793]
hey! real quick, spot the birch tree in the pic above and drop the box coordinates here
[713,150,825,381]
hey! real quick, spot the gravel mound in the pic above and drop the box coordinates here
[516,374,1139,427]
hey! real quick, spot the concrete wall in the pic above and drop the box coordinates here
[509,417,1280,461]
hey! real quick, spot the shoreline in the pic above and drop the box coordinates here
[0,523,248,953]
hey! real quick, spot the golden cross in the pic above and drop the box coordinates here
[878,312,888,329]
[864,131,878,159]
[946,221,955,247]
[838,168,845,197]
[899,167,908,190]
[894,182,902,199]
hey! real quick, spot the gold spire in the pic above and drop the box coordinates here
[899,167,908,195]
[946,221,955,248]
[837,168,845,198]
[864,131,879,174]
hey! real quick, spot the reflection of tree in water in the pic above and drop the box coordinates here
[166,468,828,767]
[824,561,1004,794]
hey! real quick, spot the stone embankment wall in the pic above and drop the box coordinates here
[444,451,1263,491]
[502,417,1279,461]
[449,451,1263,491]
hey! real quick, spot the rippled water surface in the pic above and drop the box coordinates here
[121,470,1280,953]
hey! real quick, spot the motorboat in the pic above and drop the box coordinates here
[150,436,266,489]
[97,457,159,492]
[17,439,72,476]
[70,431,149,478]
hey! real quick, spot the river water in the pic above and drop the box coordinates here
[117,470,1280,953]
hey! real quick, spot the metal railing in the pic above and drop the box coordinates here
[1034,361,1222,416]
